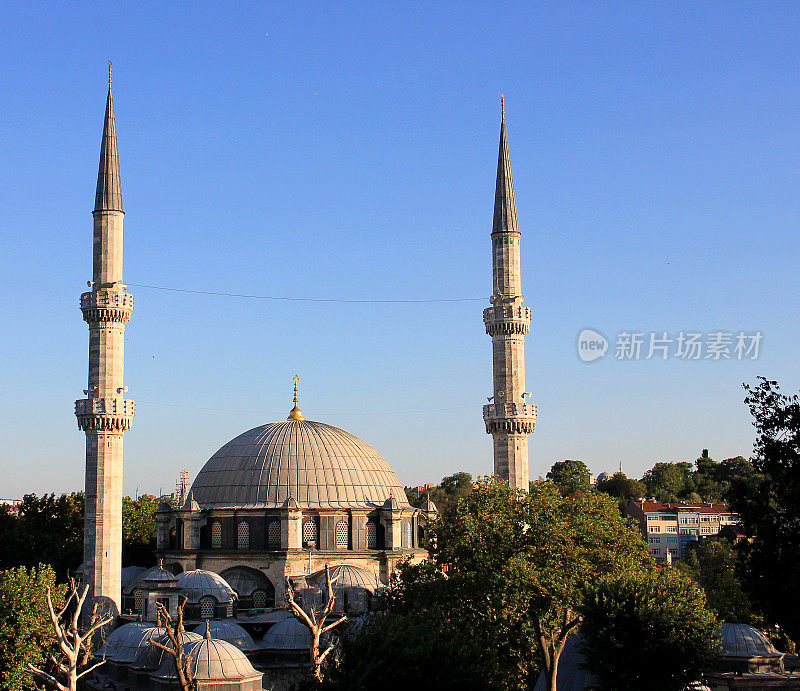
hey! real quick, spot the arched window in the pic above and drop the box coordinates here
[366,521,377,550]
[211,522,222,549]
[335,520,349,548]
[253,590,267,609]
[133,589,143,612]
[237,521,250,550]
[199,596,215,619]
[267,520,281,547]
[303,519,318,548]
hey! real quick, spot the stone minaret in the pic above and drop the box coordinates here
[483,96,537,489]
[75,64,135,613]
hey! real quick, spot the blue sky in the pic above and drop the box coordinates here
[1,1,799,498]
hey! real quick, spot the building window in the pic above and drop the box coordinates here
[405,521,412,548]
[227,601,234,617]
[200,596,215,619]
[237,521,250,550]
[667,536,678,544]
[666,526,678,533]
[303,519,318,548]
[648,537,660,544]
[267,520,280,547]
[211,522,222,549]
[366,521,377,550]
[648,526,660,533]
[253,590,267,609]
[335,520,349,548]
[650,548,661,555]
[134,589,143,611]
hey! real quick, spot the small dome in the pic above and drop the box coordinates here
[596,472,611,482]
[97,623,162,663]
[193,621,258,652]
[422,499,438,513]
[141,563,178,586]
[262,617,321,651]
[154,638,260,682]
[190,419,410,510]
[121,566,147,593]
[310,564,382,594]
[132,630,201,671]
[176,569,235,603]
[719,623,782,659]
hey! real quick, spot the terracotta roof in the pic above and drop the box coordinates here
[635,500,734,514]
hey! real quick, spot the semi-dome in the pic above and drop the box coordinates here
[176,569,235,603]
[97,622,162,663]
[309,564,382,594]
[132,630,201,671]
[262,617,324,651]
[190,418,410,510]
[193,620,258,652]
[154,637,260,682]
[719,623,783,660]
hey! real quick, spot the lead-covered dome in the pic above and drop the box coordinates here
[190,419,409,509]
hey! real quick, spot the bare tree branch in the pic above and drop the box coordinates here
[27,665,68,691]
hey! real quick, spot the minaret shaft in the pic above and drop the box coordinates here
[483,101,536,489]
[76,79,134,614]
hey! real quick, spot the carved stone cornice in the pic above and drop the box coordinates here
[80,289,134,324]
[483,304,531,337]
[75,397,135,432]
[483,402,537,435]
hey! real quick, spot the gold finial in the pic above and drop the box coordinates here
[108,61,112,88]
[501,94,505,120]
[288,375,306,421]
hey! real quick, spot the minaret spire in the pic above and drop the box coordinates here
[95,62,123,214]
[483,98,537,489]
[288,375,306,421]
[75,66,135,615]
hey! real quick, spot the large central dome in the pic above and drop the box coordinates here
[191,419,410,509]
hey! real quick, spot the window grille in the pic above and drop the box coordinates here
[200,596,215,619]
[211,522,222,548]
[227,601,234,617]
[253,590,267,608]
[237,521,250,550]
[134,589,143,611]
[335,520,349,548]
[267,520,281,547]
[303,520,318,547]
[366,522,377,549]
[405,521,412,548]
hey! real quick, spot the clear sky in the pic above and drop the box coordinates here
[1,1,798,498]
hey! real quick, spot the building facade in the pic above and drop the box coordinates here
[625,499,741,562]
[483,97,537,489]
[75,65,135,613]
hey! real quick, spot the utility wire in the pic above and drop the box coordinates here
[136,400,476,417]
[128,283,486,304]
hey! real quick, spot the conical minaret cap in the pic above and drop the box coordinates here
[492,94,518,233]
[94,62,123,213]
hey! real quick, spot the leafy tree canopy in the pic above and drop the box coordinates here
[546,459,591,495]
[404,471,473,514]
[579,566,719,691]
[0,565,67,691]
[596,472,647,507]
[386,479,651,690]
[642,462,695,503]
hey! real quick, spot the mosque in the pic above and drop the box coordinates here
[76,65,535,689]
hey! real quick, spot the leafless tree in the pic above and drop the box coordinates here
[27,578,114,691]
[285,564,348,681]
[149,599,195,691]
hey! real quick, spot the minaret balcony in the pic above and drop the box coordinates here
[483,402,537,435]
[80,289,134,324]
[483,305,531,336]
[75,397,135,432]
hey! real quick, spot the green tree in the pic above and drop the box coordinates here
[736,378,800,638]
[642,462,694,502]
[597,472,647,507]
[546,460,591,495]
[677,538,754,622]
[404,472,473,513]
[0,494,84,580]
[579,567,719,691]
[0,565,66,691]
[387,479,651,690]
[122,495,158,566]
